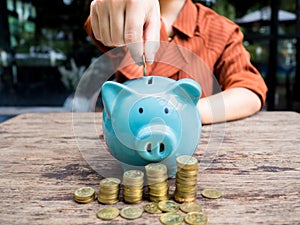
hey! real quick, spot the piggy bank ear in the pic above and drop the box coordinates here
[101,81,136,118]
[173,78,202,105]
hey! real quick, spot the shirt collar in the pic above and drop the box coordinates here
[172,0,198,38]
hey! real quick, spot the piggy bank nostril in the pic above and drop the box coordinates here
[145,142,165,153]
[164,108,169,114]
[146,143,152,152]
[159,143,165,152]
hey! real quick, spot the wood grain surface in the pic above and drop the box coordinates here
[0,112,299,224]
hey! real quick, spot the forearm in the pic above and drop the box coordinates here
[197,88,262,124]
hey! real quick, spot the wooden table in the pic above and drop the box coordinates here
[0,112,299,224]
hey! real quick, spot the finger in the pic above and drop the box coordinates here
[144,41,159,65]
[124,1,144,64]
[127,42,144,66]
[90,0,112,46]
[90,1,102,41]
[109,3,126,46]
[98,2,112,46]
[144,0,160,64]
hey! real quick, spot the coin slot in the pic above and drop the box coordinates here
[159,143,165,152]
[147,77,153,85]
[146,143,152,152]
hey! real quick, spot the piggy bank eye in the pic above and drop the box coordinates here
[139,107,144,114]
[164,107,169,114]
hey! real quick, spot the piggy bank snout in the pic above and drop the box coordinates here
[135,124,177,162]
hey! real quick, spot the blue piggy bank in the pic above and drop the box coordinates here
[101,76,202,175]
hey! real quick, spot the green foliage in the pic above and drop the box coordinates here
[212,0,236,20]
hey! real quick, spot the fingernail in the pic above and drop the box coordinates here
[135,55,144,66]
[136,61,143,66]
[146,54,155,65]
[146,59,153,65]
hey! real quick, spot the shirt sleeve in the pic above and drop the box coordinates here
[213,24,268,109]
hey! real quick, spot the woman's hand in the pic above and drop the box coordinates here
[90,0,160,64]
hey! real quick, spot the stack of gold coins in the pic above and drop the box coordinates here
[174,155,198,203]
[122,170,144,204]
[145,163,169,202]
[98,178,121,204]
[74,187,96,204]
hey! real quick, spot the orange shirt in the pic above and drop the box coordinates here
[84,0,267,107]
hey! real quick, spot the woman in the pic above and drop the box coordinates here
[84,0,268,124]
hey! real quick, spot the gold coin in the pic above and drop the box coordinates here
[99,185,119,190]
[174,194,196,203]
[149,190,169,197]
[177,169,198,177]
[148,187,169,194]
[97,207,119,220]
[174,190,197,198]
[123,190,143,196]
[160,212,184,225]
[99,190,119,196]
[99,185,119,191]
[148,181,169,188]
[144,202,162,214]
[149,187,169,194]
[97,196,119,205]
[74,193,96,201]
[176,155,198,167]
[123,170,144,179]
[147,176,168,185]
[123,170,144,186]
[100,178,121,187]
[176,173,198,181]
[97,194,119,200]
[180,202,202,213]
[184,212,208,225]
[123,200,143,204]
[123,195,143,202]
[175,185,197,192]
[123,180,144,186]
[120,206,143,220]
[100,177,121,184]
[149,191,168,198]
[145,163,167,176]
[74,187,95,198]
[123,185,144,190]
[122,181,143,203]
[158,200,180,212]
[123,198,143,204]
[74,195,96,204]
[175,178,197,186]
[201,189,222,199]
[149,195,169,203]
